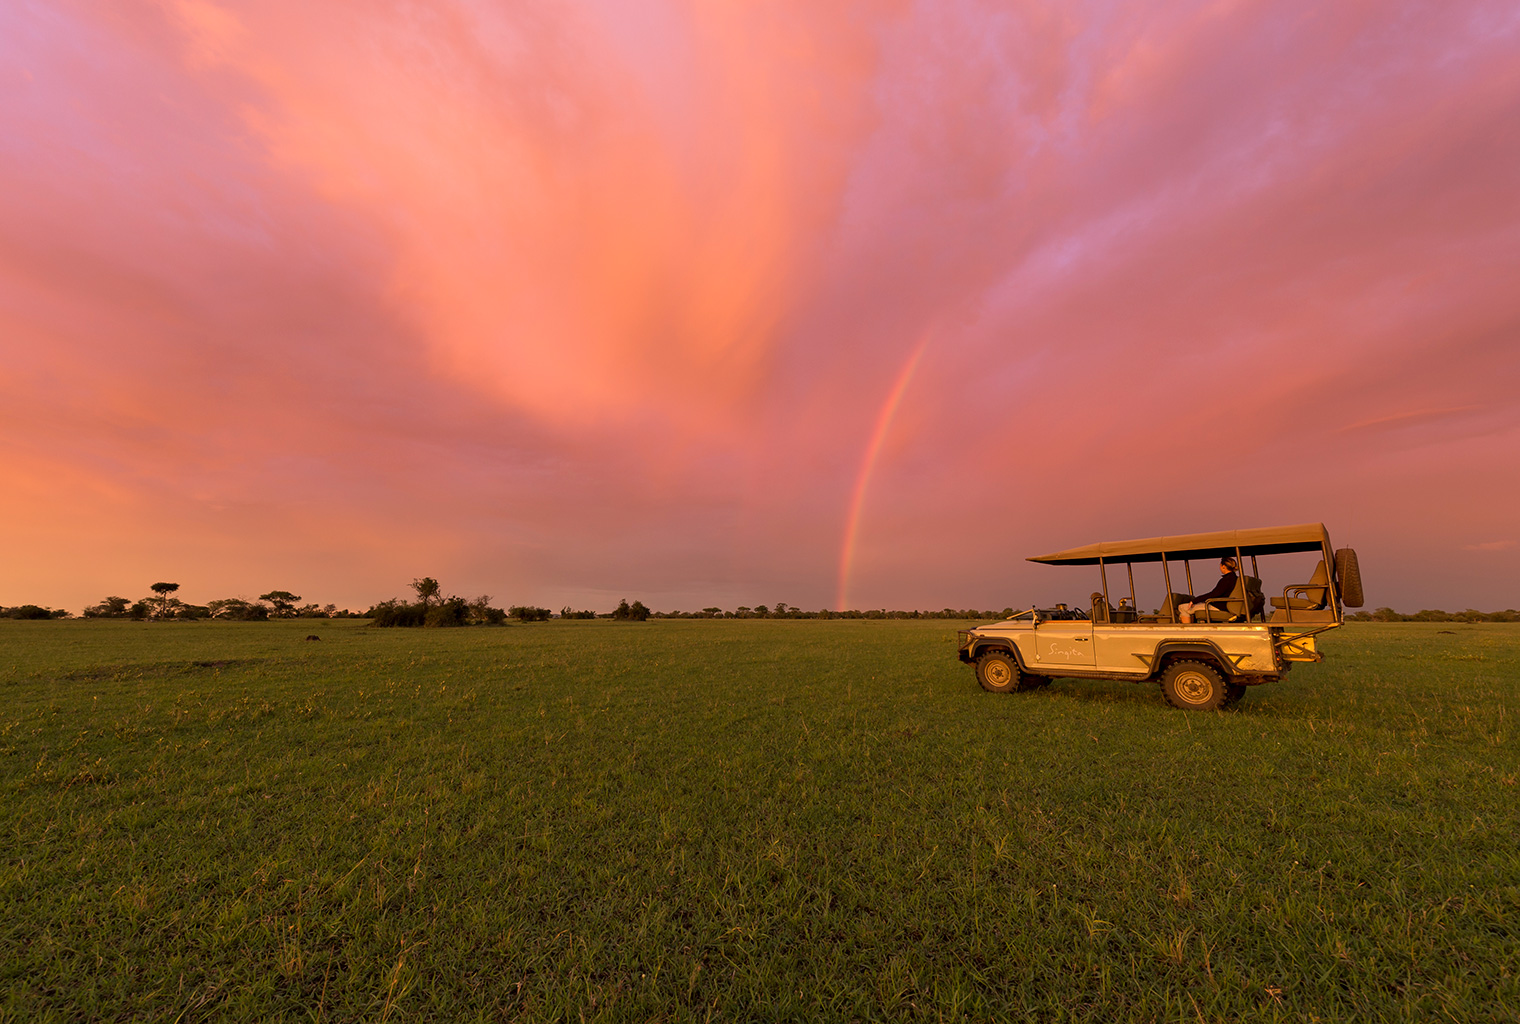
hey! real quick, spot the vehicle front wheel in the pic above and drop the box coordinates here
[1160,660,1229,710]
[976,651,1024,693]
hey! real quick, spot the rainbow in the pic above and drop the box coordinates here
[836,333,931,612]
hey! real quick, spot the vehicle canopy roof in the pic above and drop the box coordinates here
[1028,523,1331,566]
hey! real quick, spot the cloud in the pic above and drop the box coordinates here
[1338,406,1486,434]
[151,1,887,431]
[2,0,1519,613]
[1463,541,1516,552]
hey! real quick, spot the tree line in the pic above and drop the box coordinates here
[10,590,1013,622]
[66,584,353,621]
[1348,607,1520,623]
[643,603,1018,619]
[8,586,1518,624]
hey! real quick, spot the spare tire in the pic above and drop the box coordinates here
[1335,548,1363,607]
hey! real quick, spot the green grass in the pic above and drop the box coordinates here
[2,619,1516,1022]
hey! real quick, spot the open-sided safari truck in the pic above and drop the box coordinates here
[957,523,1363,709]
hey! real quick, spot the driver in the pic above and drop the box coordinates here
[1179,557,1239,623]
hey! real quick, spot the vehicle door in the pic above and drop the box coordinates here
[1030,620,1095,669]
[1093,625,1159,677]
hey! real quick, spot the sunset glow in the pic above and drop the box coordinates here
[3,1,1518,612]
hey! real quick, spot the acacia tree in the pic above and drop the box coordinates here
[410,577,441,609]
[149,582,179,619]
[83,596,131,618]
[208,598,267,621]
[259,591,300,617]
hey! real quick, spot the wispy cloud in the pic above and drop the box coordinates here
[2,1,1518,613]
[1337,405,1485,435]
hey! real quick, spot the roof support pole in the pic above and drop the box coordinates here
[1236,545,1247,621]
[1161,554,1175,622]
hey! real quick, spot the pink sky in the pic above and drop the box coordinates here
[3,0,1518,614]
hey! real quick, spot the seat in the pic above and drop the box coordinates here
[1271,560,1329,611]
[1192,576,1265,622]
[1245,576,1266,618]
[1090,592,1113,623]
[1162,592,1190,621]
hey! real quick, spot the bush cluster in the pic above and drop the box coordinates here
[2,605,69,619]
[1350,607,1520,623]
[366,594,507,628]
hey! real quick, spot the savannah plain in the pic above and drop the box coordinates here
[3,619,1516,1022]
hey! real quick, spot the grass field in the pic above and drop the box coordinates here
[2,619,1516,1022]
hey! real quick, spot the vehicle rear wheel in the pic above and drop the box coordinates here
[1221,682,1247,708]
[1160,660,1228,710]
[976,650,1023,693]
[1335,548,1363,608]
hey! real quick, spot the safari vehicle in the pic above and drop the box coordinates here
[957,523,1363,710]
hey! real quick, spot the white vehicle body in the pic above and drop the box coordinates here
[957,523,1361,709]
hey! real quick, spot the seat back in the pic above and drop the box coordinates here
[1271,560,1330,611]
[1244,576,1265,618]
[1196,576,1261,622]
[1301,560,1329,607]
[1090,592,1112,623]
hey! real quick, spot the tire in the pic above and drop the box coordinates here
[1221,682,1247,709]
[1160,660,1228,710]
[976,650,1024,693]
[1335,548,1363,608]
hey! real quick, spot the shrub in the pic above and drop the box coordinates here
[509,606,552,622]
[369,593,506,627]
[3,605,67,620]
[469,597,508,625]
[368,600,426,627]
[425,599,470,627]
